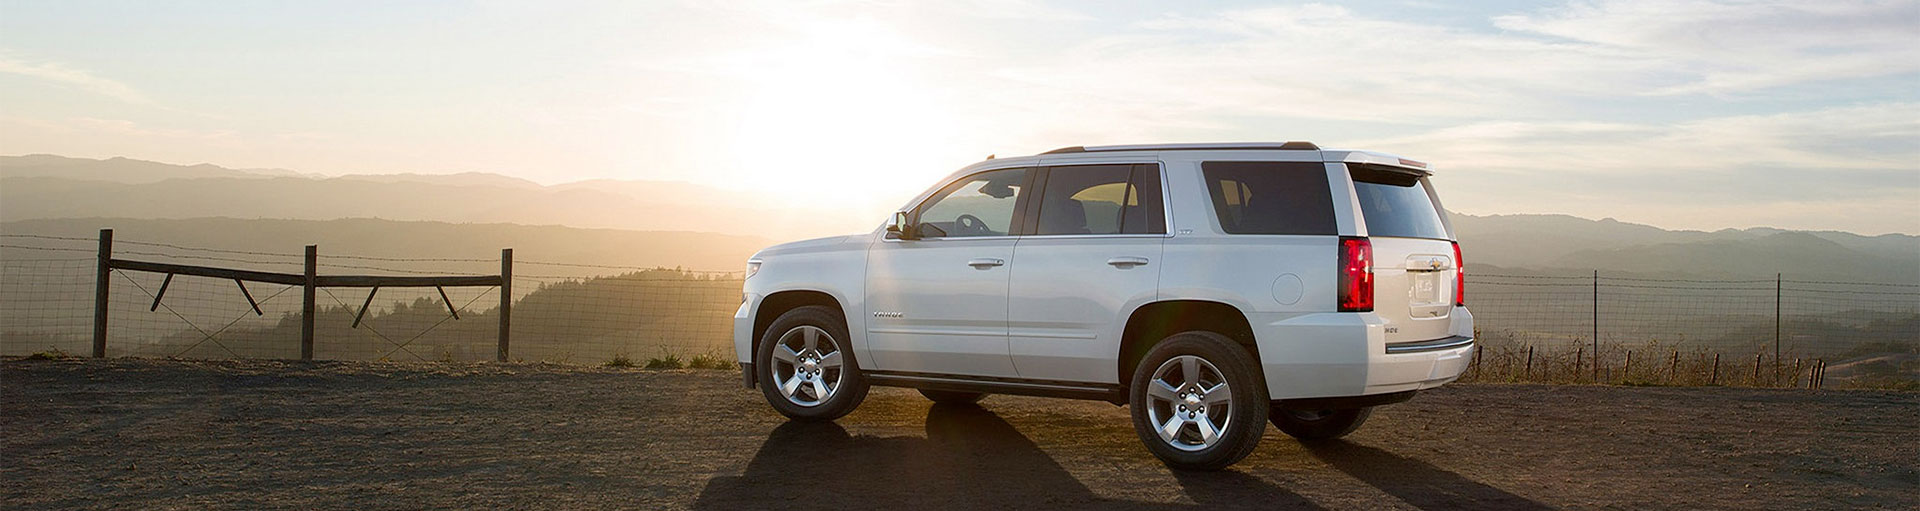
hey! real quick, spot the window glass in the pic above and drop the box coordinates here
[1201,161,1336,235]
[1350,165,1449,239]
[1035,165,1133,235]
[1123,164,1166,234]
[1027,164,1166,236]
[916,167,1028,238]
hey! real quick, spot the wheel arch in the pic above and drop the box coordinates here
[753,289,847,350]
[1117,300,1261,387]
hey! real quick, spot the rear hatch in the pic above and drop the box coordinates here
[1349,164,1458,345]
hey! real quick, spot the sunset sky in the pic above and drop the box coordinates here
[3,0,1916,234]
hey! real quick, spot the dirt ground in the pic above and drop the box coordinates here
[2,358,1915,510]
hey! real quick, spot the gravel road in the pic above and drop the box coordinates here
[3,358,1915,510]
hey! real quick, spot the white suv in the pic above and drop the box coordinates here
[732,142,1473,470]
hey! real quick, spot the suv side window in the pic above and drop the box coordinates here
[915,167,1029,238]
[1032,164,1165,235]
[1202,161,1335,235]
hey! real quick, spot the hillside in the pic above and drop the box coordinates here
[0,154,311,182]
[1450,213,1919,282]
[1,155,877,240]
[5,154,1915,283]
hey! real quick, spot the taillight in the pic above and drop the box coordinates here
[1337,236,1373,312]
[1451,241,1465,306]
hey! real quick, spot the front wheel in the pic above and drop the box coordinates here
[755,306,869,422]
[1128,331,1269,471]
[1269,407,1372,440]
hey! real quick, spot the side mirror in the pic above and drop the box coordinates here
[886,211,917,240]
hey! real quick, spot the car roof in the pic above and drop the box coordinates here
[1024,142,1431,173]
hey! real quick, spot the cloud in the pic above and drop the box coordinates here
[0,54,153,105]
[979,1,1920,128]
[1357,102,1920,176]
[1493,0,1920,94]
[1353,103,1920,233]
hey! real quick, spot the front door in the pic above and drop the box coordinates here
[865,167,1032,378]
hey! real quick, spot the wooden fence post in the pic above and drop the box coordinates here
[1591,270,1600,382]
[1774,273,1782,381]
[1669,350,1679,385]
[302,245,316,360]
[497,248,512,362]
[1624,350,1632,383]
[1753,353,1762,387]
[92,229,112,358]
[1814,359,1824,389]
[1525,346,1534,381]
[1575,346,1584,383]
[1710,353,1721,385]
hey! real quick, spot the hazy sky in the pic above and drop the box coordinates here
[3,0,1917,234]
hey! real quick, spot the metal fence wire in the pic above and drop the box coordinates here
[2,232,1914,388]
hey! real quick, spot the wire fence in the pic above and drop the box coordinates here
[3,233,1915,387]
[0,234,742,365]
[1460,272,1919,388]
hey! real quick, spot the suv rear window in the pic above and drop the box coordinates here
[1350,164,1449,240]
[1201,161,1335,235]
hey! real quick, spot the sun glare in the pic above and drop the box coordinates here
[721,22,963,210]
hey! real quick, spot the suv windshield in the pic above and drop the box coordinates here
[1349,164,1448,240]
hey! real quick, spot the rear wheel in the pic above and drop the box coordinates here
[1269,407,1372,440]
[917,389,987,405]
[1128,331,1269,471]
[755,306,868,422]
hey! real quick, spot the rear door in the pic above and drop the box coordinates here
[1008,163,1166,383]
[1347,164,1459,344]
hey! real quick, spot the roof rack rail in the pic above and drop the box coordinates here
[1039,141,1319,155]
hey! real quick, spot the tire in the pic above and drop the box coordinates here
[755,306,869,422]
[1269,406,1372,441]
[1128,331,1269,471]
[917,389,987,405]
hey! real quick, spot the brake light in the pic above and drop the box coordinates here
[1452,241,1465,306]
[1338,237,1373,312]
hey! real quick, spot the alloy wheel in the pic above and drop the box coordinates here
[768,325,845,407]
[1145,354,1234,452]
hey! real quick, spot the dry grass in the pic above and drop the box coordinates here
[1455,331,1913,389]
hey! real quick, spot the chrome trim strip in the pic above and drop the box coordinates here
[867,327,1007,337]
[1384,335,1474,354]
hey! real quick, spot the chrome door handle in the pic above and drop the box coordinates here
[1107,256,1150,267]
[966,258,1006,268]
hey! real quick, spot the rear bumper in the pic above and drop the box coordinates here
[1248,306,1475,400]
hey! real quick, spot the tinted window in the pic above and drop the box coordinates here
[1202,161,1335,235]
[1123,164,1166,234]
[1350,165,1449,239]
[916,167,1028,238]
[1032,164,1166,235]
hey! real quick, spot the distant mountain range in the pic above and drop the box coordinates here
[0,154,875,240]
[1449,213,1919,282]
[4,154,1915,283]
